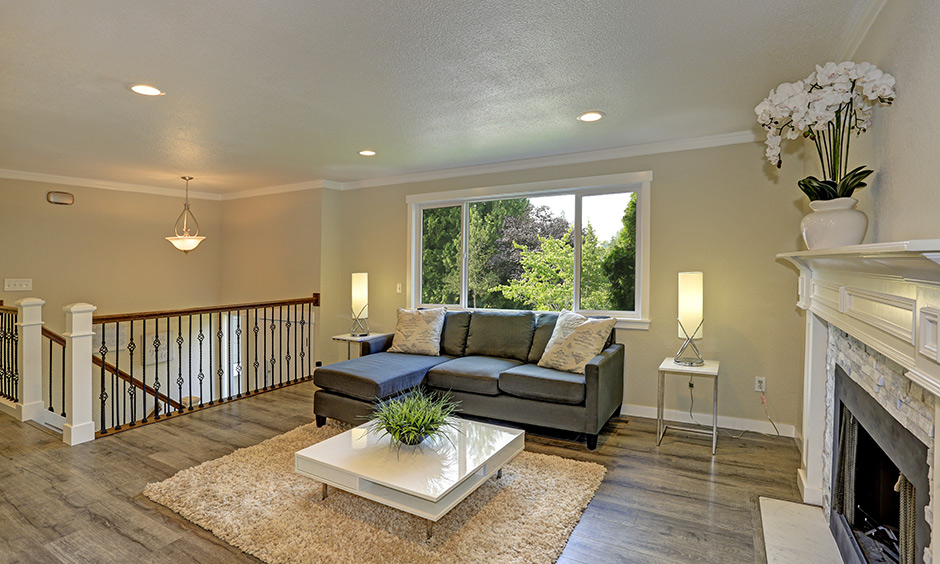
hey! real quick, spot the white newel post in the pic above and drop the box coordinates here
[63,303,96,446]
[15,297,45,422]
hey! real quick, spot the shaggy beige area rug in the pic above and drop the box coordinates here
[144,422,605,564]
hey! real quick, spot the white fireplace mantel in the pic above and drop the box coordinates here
[779,240,940,562]
[779,239,940,397]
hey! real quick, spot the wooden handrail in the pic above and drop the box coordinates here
[91,355,182,411]
[0,304,16,314]
[92,294,319,324]
[42,327,66,346]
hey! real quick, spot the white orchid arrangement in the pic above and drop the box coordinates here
[755,61,896,201]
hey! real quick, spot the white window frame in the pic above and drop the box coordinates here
[406,172,651,329]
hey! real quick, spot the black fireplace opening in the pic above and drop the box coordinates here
[851,419,904,562]
[831,365,929,564]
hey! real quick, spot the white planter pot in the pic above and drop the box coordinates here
[801,197,868,250]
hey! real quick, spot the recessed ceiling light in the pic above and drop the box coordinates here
[359,150,376,156]
[129,84,165,96]
[577,111,604,122]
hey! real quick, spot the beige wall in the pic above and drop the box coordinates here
[0,178,222,332]
[219,189,322,303]
[849,0,940,242]
[321,142,808,430]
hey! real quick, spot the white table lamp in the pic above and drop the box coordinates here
[675,271,704,366]
[351,272,369,336]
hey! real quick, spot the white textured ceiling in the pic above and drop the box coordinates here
[1,1,874,194]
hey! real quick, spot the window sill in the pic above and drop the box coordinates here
[614,318,651,330]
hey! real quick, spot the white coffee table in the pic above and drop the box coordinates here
[295,419,524,537]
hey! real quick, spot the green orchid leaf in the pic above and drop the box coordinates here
[836,166,874,198]
[798,176,839,201]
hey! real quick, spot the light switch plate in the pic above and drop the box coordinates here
[4,278,32,291]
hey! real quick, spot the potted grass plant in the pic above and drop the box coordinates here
[755,61,896,249]
[365,388,460,447]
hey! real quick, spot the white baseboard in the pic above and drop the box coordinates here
[620,403,798,439]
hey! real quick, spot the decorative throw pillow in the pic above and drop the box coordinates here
[387,307,447,356]
[537,310,616,374]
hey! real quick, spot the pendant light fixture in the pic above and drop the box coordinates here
[165,176,206,252]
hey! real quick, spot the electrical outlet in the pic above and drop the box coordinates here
[4,278,32,291]
[755,377,766,393]
[396,283,403,294]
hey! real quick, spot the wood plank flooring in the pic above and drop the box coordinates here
[0,382,802,563]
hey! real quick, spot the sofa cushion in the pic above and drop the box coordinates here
[465,310,536,362]
[314,352,451,401]
[388,307,447,356]
[527,312,559,363]
[440,311,471,356]
[538,310,616,374]
[498,364,586,405]
[426,356,522,396]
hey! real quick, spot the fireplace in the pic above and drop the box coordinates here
[831,364,930,563]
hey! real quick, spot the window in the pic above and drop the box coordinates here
[408,173,651,328]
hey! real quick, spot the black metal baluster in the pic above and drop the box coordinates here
[176,316,184,413]
[165,317,171,416]
[269,308,276,387]
[279,306,284,386]
[12,315,18,402]
[286,306,292,383]
[207,314,214,405]
[153,318,162,420]
[293,304,299,382]
[60,340,66,417]
[227,311,234,398]
[98,324,109,433]
[198,315,205,407]
[217,312,224,401]
[141,321,148,423]
[127,321,136,426]
[188,315,193,410]
[47,338,54,412]
[114,323,122,430]
[252,308,260,393]
[299,304,307,380]
[235,311,242,397]
[263,308,268,390]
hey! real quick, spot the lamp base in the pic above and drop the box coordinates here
[350,315,369,337]
[674,356,705,367]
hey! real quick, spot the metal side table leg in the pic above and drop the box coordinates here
[656,369,665,445]
[712,374,718,455]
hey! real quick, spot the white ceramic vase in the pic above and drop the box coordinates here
[800,197,868,250]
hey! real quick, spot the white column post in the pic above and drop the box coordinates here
[15,297,45,421]
[798,311,828,506]
[63,303,97,446]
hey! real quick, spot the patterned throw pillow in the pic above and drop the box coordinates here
[387,307,447,356]
[537,310,616,374]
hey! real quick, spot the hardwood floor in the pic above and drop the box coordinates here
[0,381,802,563]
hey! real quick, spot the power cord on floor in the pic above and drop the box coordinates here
[686,374,781,439]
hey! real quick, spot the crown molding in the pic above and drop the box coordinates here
[334,130,758,191]
[0,169,220,200]
[837,0,888,60]
[0,130,758,199]
[220,179,342,201]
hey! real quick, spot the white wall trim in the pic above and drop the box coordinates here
[220,179,342,201]
[1,130,756,200]
[342,131,755,191]
[0,169,221,200]
[621,403,799,439]
[837,0,888,60]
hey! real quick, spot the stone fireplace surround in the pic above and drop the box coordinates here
[780,240,940,564]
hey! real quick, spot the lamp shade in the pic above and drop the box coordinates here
[352,273,368,319]
[677,271,703,339]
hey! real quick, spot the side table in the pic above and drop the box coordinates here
[657,357,721,455]
[331,333,392,360]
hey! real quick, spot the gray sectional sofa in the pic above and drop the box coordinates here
[313,310,624,449]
